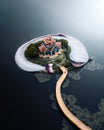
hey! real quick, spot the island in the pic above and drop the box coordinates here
[15,33,92,130]
[15,33,89,72]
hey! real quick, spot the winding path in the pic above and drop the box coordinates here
[56,66,92,130]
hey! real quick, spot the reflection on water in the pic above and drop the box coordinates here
[69,60,104,81]
[34,72,51,83]
[68,71,81,81]
[35,60,104,83]
[84,60,104,71]
[62,118,76,130]
[35,60,104,129]
[50,93,104,130]
[62,79,70,88]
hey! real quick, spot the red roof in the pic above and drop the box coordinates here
[39,45,47,52]
[43,36,56,46]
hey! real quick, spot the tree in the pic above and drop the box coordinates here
[25,44,39,58]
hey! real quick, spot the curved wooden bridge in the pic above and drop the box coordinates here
[56,66,92,130]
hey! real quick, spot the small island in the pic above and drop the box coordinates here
[15,34,89,72]
[15,33,91,130]
[25,36,72,72]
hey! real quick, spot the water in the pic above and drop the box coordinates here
[1,0,104,129]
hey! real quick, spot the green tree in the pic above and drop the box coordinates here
[59,39,68,48]
[25,44,39,58]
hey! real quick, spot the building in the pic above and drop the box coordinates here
[38,36,61,57]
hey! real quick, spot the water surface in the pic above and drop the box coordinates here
[1,0,104,129]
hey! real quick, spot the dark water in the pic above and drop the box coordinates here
[1,0,104,129]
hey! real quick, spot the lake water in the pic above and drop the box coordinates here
[1,0,104,129]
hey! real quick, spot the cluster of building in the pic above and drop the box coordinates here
[38,36,61,57]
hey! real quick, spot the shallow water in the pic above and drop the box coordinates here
[1,0,104,129]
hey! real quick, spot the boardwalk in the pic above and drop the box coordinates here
[56,66,92,130]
